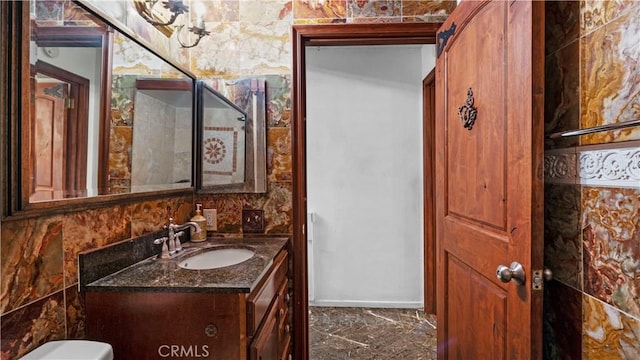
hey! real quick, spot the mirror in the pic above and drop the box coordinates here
[198,82,247,187]
[14,0,195,212]
[196,79,267,193]
[106,31,194,195]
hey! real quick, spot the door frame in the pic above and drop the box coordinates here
[423,68,436,314]
[292,23,441,359]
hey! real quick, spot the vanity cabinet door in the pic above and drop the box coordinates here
[86,291,246,359]
[247,250,288,335]
[249,298,279,360]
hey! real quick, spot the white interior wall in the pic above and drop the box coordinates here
[306,45,432,308]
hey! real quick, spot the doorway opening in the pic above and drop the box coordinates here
[305,44,434,358]
[292,23,441,359]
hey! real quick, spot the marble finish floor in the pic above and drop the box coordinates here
[309,307,437,359]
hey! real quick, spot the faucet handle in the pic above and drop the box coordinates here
[153,236,168,245]
[174,231,184,252]
[153,236,170,259]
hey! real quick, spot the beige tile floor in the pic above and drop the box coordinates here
[309,307,437,359]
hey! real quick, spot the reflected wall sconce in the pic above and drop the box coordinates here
[176,23,210,48]
[133,0,210,48]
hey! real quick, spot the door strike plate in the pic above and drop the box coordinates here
[532,270,543,291]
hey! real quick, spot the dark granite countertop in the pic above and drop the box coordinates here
[84,237,288,294]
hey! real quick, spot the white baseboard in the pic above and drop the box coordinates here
[309,299,423,309]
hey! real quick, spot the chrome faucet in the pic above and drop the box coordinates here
[167,218,202,251]
[153,217,202,259]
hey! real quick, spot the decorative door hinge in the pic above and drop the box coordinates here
[436,22,457,58]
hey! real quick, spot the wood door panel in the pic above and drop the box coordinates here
[32,82,66,201]
[443,217,508,281]
[445,255,507,359]
[436,1,544,358]
[34,97,57,188]
[444,1,507,230]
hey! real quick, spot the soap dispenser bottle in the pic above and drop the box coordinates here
[190,204,207,242]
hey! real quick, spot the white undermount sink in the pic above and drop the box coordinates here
[178,247,255,270]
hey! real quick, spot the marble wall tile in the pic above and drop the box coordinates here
[1,216,63,314]
[35,0,63,24]
[62,205,132,285]
[399,0,454,23]
[544,184,582,290]
[198,182,293,236]
[111,75,135,127]
[108,126,133,194]
[545,1,580,56]
[293,0,347,22]
[261,182,293,234]
[190,22,242,77]
[583,294,640,359]
[237,21,292,75]
[582,187,640,318]
[347,1,401,19]
[200,0,240,22]
[130,195,194,237]
[543,280,582,360]
[191,19,291,77]
[239,0,293,23]
[112,33,166,75]
[199,194,246,233]
[581,0,640,35]
[65,284,84,339]
[544,40,580,150]
[268,127,292,182]
[0,291,66,359]
[580,5,640,145]
[266,75,292,128]
[62,0,96,26]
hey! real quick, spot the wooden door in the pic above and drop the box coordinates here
[31,81,68,201]
[435,1,544,359]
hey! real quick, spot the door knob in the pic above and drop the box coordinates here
[496,262,526,285]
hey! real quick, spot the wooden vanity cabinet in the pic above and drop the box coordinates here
[85,248,290,360]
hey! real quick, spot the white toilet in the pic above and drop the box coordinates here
[19,340,113,360]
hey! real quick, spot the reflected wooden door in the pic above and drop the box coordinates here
[435,1,544,358]
[31,81,68,201]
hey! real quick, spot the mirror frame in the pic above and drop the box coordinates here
[196,80,267,194]
[1,0,198,220]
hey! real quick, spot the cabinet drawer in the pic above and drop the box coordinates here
[247,250,288,335]
[249,295,279,360]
